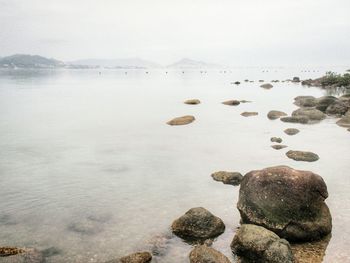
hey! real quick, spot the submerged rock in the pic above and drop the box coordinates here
[211,171,243,186]
[286,150,319,162]
[260,83,273,89]
[231,224,294,263]
[41,247,61,258]
[237,166,332,241]
[292,108,326,121]
[270,137,282,143]
[280,116,309,124]
[222,100,240,106]
[171,207,225,241]
[167,115,195,125]
[67,219,102,235]
[184,99,201,105]
[267,110,287,120]
[284,128,300,135]
[0,247,44,263]
[271,145,288,150]
[189,245,231,263]
[241,112,258,117]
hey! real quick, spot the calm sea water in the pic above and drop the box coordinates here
[0,68,349,262]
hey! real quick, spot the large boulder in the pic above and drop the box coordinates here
[315,96,338,112]
[325,101,349,116]
[211,171,243,186]
[171,207,225,240]
[237,166,332,241]
[291,108,326,121]
[189,245,231,263]
[167,115,195,125]
[294,96,317,107]
[286,150,319,162]
[231,224,294,263]
[267,110,287,120]
[0,247,44,263]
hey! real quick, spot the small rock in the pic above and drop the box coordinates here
[167,115,195,126]
[239,100,251,103]
[271,145,288,150]
[336,110,350,128]
[260,83,273,89]
[284,128,300,135]
[241,112,258,117]
[234,81,240,85]
[0,247,44,263]
[259,80,264,82]
[286,150,319,162]
[117,252,152,263]
[267,110,287,120]
[271,137,282,143]
[280,116,309,124]
[292,77,301,82]
[189,245,231,263]
[231,224,294,263]
[222,100,240,106]
[211,171,243,186]
[184,99,201,105]
[171,207,225,240]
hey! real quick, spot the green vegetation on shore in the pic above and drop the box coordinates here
[321,71,350,87]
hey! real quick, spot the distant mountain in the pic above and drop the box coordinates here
[0,54,65,68]
[68,58,162,69]
[167,58,222,69]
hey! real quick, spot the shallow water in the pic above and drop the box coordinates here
[0,68,349,262]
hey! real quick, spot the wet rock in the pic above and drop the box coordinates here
[167,115,195,126]
[260,83,273,89]
[292,108,326,121]
[189,245,231,263]
[231,224,294,263]
[284,128,300,135]
[115,252,152,263]
[211,171,243,186]
[339,94,350,101]
[237,166,332,241]
[240,112,258,117]
[325,100,349,116]
[292,77,301,82]
[270,137,282,143]
[147,232,172,257]
[184,99,201,105]
[291,235,331,263]
[271,145,288,150]
[267,110,287,120]
[336,110,350,128]
[222,100,240,106]
[280,116,309,124]
[315,96,338,112]
[294,96,317,107]
[234,81,241,85]
[286,150,319,162]
[171,207,225,241]
[0,247,45,263]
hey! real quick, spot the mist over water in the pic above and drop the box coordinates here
[0,68,349,262]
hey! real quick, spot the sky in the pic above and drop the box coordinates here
[0,0,350,66]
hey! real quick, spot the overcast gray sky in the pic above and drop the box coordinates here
[1,0,349,66]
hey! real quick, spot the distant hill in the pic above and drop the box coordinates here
[68,58,162,69]
[167,58,222,69]
[0,54,65,68]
